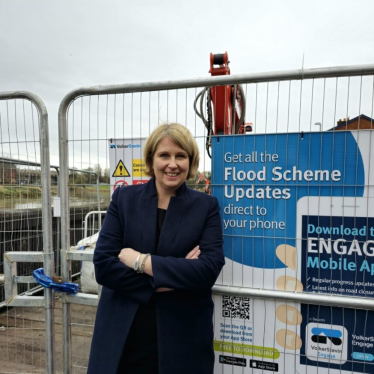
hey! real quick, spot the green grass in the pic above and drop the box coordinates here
[83,185,111,192]
[0,186,44,199]
[0,184,110,200]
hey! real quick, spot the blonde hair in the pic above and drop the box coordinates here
[144,123,199,180]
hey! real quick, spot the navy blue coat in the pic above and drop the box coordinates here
[87,179,224,374]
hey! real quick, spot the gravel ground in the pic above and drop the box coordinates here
[0,295,97,373]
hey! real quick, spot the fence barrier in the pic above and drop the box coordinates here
[0,91,55,373]
[57,63,374,373]
[2,64,374,373]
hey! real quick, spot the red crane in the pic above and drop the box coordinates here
[194,52,252,157]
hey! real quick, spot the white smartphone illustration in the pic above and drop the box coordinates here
[294,196,374,374]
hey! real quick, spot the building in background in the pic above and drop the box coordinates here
[330,114,374,131]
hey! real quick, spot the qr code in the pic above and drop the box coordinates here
[222,295,251,321]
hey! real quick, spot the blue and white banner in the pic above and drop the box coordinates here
[212,131,374,374]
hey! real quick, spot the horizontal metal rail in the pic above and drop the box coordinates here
[14,276,38,283]
[64,293,98,307]
[60,247,374,311]
[212,285,374,310]
[7,295,44,307]
[5,251,44,263]
[59,64,374,110]
[0,284,44,309]
[0,156,100,178]
[67,249,94,262]
[58,279,374,311]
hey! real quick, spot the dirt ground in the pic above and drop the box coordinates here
[0,296,97,374]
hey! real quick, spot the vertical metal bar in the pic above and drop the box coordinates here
[37,94,56,374]
[3,253,17,301]
[58,97,72,374]
[96,173,101,230]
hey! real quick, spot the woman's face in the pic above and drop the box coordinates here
[152,136,189,195]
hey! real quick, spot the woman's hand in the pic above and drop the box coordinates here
[185,245,200,260]
[118,248,139,269]
[118,246,200,292]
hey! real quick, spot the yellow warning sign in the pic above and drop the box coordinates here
[132,159,146,177]
[112,160,130,177]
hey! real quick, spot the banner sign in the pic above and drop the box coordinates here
[212,131,374,373]
[109,138,150,195]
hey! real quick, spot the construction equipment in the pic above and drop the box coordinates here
[194,52,252,157]
[195,172,210,194]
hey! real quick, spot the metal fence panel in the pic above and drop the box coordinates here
[0,92,55,373]
[58,64,374,373]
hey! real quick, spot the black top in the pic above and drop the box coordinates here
[117,208,166,374]
[156,208,167,242]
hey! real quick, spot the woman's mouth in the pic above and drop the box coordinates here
[165,172,178,177]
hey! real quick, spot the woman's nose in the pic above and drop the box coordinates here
[168,158,177,168]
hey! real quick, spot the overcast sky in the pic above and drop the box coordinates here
[1,0,374,164]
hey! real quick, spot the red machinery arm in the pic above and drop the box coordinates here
[209,52,249,135]
[193,52,252,157]
[195,173,210,194]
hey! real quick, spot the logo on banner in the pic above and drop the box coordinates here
[250,360,278,371]
[311,327,343,346]
[112,160,130,177]
[306,323,347,363]
[219,355,246,367]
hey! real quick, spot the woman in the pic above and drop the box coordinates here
[88,123,224,374]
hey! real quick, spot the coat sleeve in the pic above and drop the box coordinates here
[93,187,154,304]
[151,196,224,291]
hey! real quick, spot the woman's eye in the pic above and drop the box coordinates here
[159,154,169,158]
[177,154,187,159]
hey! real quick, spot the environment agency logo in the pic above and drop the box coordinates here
[306,323,347,363]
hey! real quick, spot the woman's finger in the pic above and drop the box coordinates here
[185,245,200,259]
